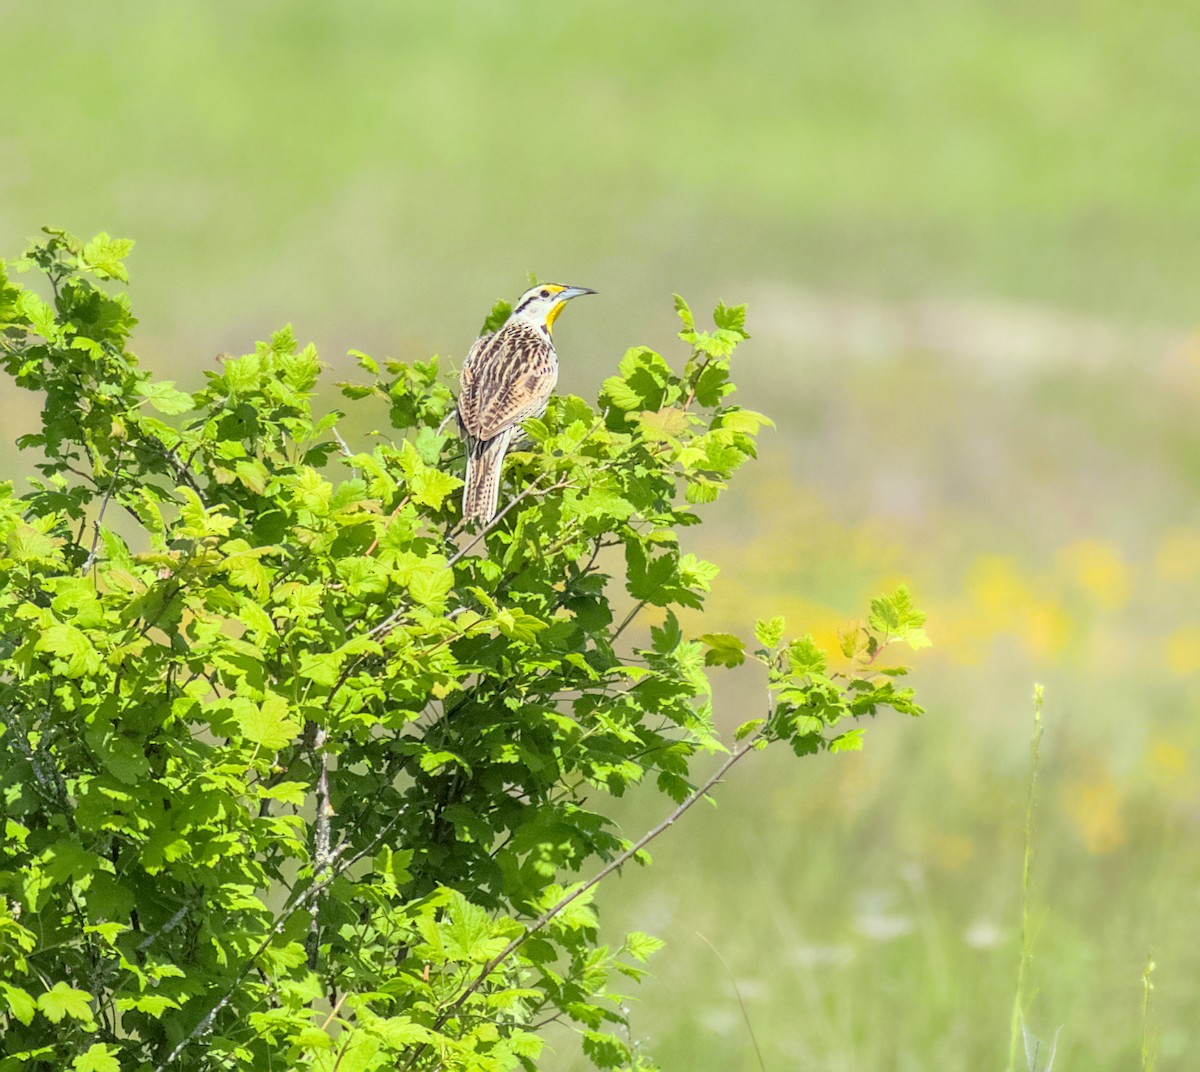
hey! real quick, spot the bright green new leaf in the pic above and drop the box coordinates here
[735,718,765,741]
[71,1044,121,1072]
[136,380,195,414]
[35,623,101,678]
[869,584,931,649]
[673,293,695,332]
[232,694,302,750]
[623,931,665,962]
[754,615,786,649]
[786,635,827,677]
[81,233,135,281]
[36,983,95,1026]
[829,729,866,753]
[0,983,35,1026]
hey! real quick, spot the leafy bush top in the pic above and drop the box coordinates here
[0,230,926,1071]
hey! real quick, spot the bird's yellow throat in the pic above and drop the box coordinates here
[545,301,566,331]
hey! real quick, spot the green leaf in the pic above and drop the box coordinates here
[623,931,664,962]
[480,298,512,334]
[735,718,765,741]
[259,781,309,807]
[232,694,301,750]
[719,408,773,434]
[829,729,866,753]
[635,406,690,441]
[114,994,180,1016]
[582,1030,629,1069]
[81,233,135,281]
[494,606,549,642]
[442,892,508,963]
[0,983,35,1026]
[754,616,785,649]
[408,459,461,509]
[71,1044,121,1072]
[235,458,269,494]
[698,632,745,668]
[407,556,454,610]
[136,380,194,414]
[786,635,827,677]
[599,374,644,412]
[869,584,931,649]
[298,650,341,687]
[330,1032,381,1072]
[36,623,101,678]
[37,982,95,1025]
[17,290,59,340]
[673,293,695,332]
[712,301,749,336]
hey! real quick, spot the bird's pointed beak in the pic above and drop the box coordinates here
[562,286,597,300]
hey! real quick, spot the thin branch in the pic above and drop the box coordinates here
[331,426,355,460]
[445,476,573,570]
[139,428,207,502]
[308,726,333,971]
[364,495,411,558]
[363,476,572,642]
[80,454,124,575]
[397,724,768,1071]
[612,599,648,642]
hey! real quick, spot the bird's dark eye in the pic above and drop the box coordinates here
[540,289,549,297]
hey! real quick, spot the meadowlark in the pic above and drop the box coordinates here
[456,283,595,523]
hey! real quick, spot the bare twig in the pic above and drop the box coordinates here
[331,426,354,460]
[313,728,333,870]
[136,896,197,953]
[80,455,124,575]
[309,726,333,970]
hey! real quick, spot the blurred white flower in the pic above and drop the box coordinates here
[963,917,1004,950]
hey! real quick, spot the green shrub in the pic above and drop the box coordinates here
[0,229,927,1071]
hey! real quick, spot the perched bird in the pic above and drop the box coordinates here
[456,283,595,523]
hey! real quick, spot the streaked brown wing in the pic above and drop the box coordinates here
[457,333,493,437]
[460,323,557,441]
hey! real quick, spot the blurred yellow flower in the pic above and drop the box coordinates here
[1155,528,1200,583]
[1056,540,1131,611]
[1146,741,1187,786]
[963,557,1071,663]
[1064,773,1126,854]
[925,601,990,666]
[1022,600,1072,661]
[967,555,1036,632]
[1166,625,1200,676]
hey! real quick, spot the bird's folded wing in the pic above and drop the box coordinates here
[460,328,557,441]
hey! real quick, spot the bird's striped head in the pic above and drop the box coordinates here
[509,283,596,333]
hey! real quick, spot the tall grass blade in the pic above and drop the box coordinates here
[1141,953,1157,1072]
[1008,684,1045,1071]
[697,932,768,1072]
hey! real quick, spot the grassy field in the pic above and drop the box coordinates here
[571,343,1200,1069]
[3,1,1199,1067]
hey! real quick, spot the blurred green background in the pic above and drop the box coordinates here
[4,1,1200,1067]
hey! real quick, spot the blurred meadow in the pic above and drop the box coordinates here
[4,1,1200,1067]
